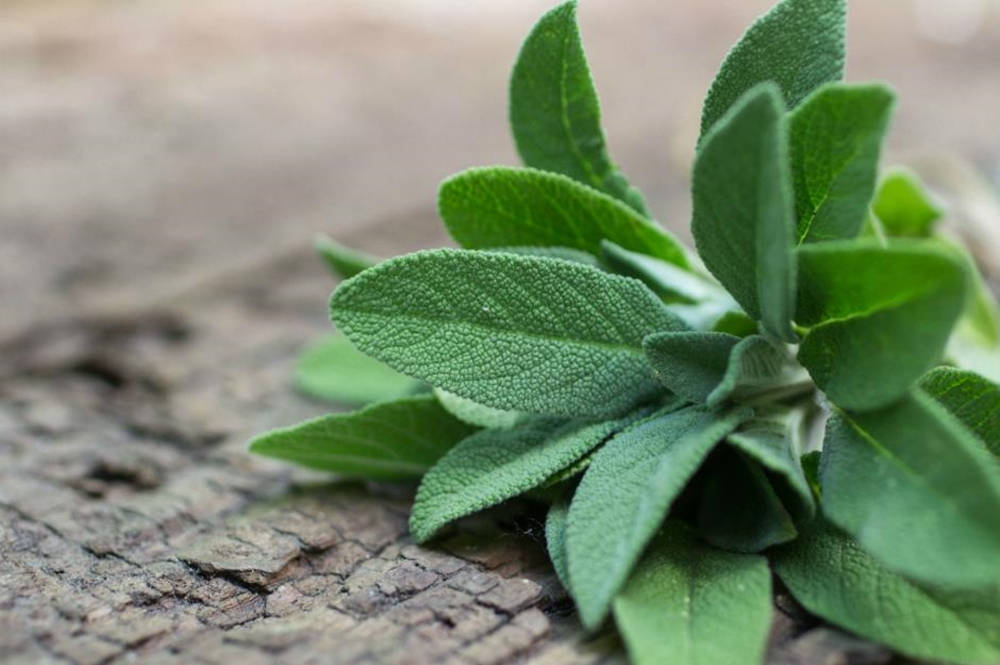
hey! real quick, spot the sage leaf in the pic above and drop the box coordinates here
[774,518,1000,665]
[433,389,524,430]
[439,167,688,267]
[295,333,420,405]
[613,523,772,665]
[692,83,795,341]
[566,404,751,628]
[699,0,845,141]
[315,234,378,280]
[789,83,895,243]
[796,239,969,411]
[600,240,716,304]
[410,409,648,542]
[871,166,943,237]
[642,331,739,403]
[331,249,687,417]
[493,245,601,268]
[820,391,1000,588]
[247,395,476,480]
[510,1,647,214]
[706,335,807,408]
[920,367,1000,457]
[546,497,571,590]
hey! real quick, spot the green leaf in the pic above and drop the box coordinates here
[331,249,687,417]
[920,367,1000,457]
[642,331,739,403]
[706,335,808,408]
[247,395,476,480]
[711,310,760,337]
[546,497,571,590]
[796,240,969,411]
[314,235,379,280]
[410,409,648,542]
[692,83,795,341]
[566,404,751,628]
[696,448,798,553]
[613,523,772,665]
[945,241,1000,382]
[699,0,845,142]
[294,333,420,405]
[600,240,717,304]
[492,245,601,268]
[789,83,895,243]
[439,167,688,267]
[871,166,943,237]
[774,518,1000,665]
[509,1,647,214]
[820,391,1000,588]
[433,389,524,430]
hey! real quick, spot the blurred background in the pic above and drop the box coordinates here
[2,0,999,341]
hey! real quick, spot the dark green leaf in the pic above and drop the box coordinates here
[872,166,943,237]
[439,167,688,266]
[247,395,476,480]
[294,333,419,405]
[613,523,772,665]
[331,249,687,417]
[920,367,1000,457]
[692,83,795,340]
[796,240,969,411]
[642,331,739,403]
[789,83,895,243]
[510,1,647,214]
[314,235,379,280]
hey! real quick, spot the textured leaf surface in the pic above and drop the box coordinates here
[774,518,1000,665]
[410,410,647,542]
[706,335,807,408]
[872,166,943,237]
[247,395,476,480]
[820,392,1000,588]
[566,405,751,628]
[789,83,895,243]
[315,235,379,280]
[920,367,1000,457]
[692,83,795,340]
[796,240,968,411]
[493,245,600,268]
[642,332,738,403]
[600,240,716,304]
[546,497,571,590]
[294,333,419,405]
[433,389,524,430]
[613,524,772,665]
[699,0,845,141]
[509,1,646,214]
[331,249,686,417]
[439,167,687,266]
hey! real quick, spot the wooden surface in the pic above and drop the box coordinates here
[2,1,999,663]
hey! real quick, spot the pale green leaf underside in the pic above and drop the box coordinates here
[692,83,795,341]
[796,240,968,411]
[546,497,571,590]
[247,395,476,480]
[600,240,719,304]
[613,523,772,665]
[920,367,1000,457]
[774,519,1000,665]
[410,409,647,542]
[789,83,895,243]
[314,234,379,280]
[872,166,943,238]
[433,388,525,430]
[707,335,807,408]
[699,0,845,141]
[642,331,738,403]
[439,167,687,267]
[294,333,419,406]
[566,404,751,628]
[509,0,647,214]
[331,249,686,417]
[820,391,1000,588]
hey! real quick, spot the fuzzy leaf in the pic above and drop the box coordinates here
[789,83,895,243]
[613,523,772,665]
[774,518,1000,665]
[315,235,379,280]
[699,0,845,141]
[600,240,717,304]
[493,245,601,268]
[566,404,751,628]
[410,409,648,542]
[439,167,687,267]
[820,391,1000,588]
[331,249,686,417]
[546,497,571,590]
[642,332,739,403]
[920,367,1000,457]
[433,389,524,430]
[872,166,943,237]
[796,240,968,411]
[510,1,647,214]
[294,334,419,405]
[247,395,476,480]
[692,83,795,341]
[706,335,807,408]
